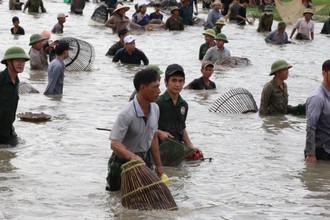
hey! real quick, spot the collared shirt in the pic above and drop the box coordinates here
[187,77,216,90]
[265,30,291,45]
[305,84,330,156]
[294,18,314,40]
[112,48,149,65]
[29,47,48,70]
[105,41,123,56]
[0,69,19,141]
[109,95,159,153]
[44,58,65,95]
[199,42,215,60]
[165,16,184,31]
[259,77,289,115]
[51,22,64,34]
[204,8,221,29]
[156,90,188,142]
[257,14,273,32]
[202,46,231,63]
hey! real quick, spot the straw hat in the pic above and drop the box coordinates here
[203,29,216,38]
[303,8,314,16]
[1,46,30,64]
[269,60,292,75]
[113,4,130,14]
[214,33,228,43]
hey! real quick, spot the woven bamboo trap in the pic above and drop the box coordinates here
[209,88,258,114]
[159,138,194,167]
[17,112,51,122]
[90,4,108,24]
[121,160,178,211]
[60,37,95,71]
[19,82,39,94]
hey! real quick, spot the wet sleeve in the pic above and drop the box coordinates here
[305,95,323,156]
[259,82,272,115]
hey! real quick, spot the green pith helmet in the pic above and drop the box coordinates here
[277,21,286,29]
[215,18,225,25]
[303,8,314,16]
[29,34,45,45]
[1,46,30,64]
[146,64,163,76]
[214,33,228,43]
[270,60,292,76]
[264,5,273,11]
[203,29,216,38]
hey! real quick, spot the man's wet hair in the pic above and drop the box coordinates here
[134,68,159,91]
[322,59,330,72]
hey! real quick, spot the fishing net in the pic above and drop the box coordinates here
[59,37,95,71]
[274,0,327,24]
[121,160,178,211]
[159,138,194,167]
[214,56,251,68]
[209,88,258,114]
[90,4,109,24]
[19,82,39,94]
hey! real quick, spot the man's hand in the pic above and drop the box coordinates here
[155,165,163,177]
[305,155,317,163]
[157,130,174,140]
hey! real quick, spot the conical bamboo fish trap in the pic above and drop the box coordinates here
[209,88,258,114]
[120,160,178,211]
[60,37,95,71]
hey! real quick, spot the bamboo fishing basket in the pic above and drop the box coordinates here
[120,160,178,211]
[209,88,258,114]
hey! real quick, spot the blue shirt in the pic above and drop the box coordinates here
[305,84,330,155]
[113,48,149,65]
[179,5,193,25]
[133,13,150,26]
[204,8,222,29]
[44,58,65,95]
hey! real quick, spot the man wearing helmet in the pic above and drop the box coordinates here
[0,46,30,146]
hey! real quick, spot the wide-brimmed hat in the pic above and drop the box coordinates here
[214,33,228,43]
[1,46,30,64]
[29,34,46,45]
[215,18,225,25]
[170,6,180,13]
[277,21,286,29]
[113,4,130,14]
[264,5,273,11]
[270,60,292,75]
[203,29,216,38]
[303,8,314,16]
[165,64,185,77]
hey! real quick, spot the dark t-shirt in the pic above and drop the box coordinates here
[112,48,149,65]
[11,26,25,35]
[237,6,246,25]
[149,12,163,21]
[188,77,216,90]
